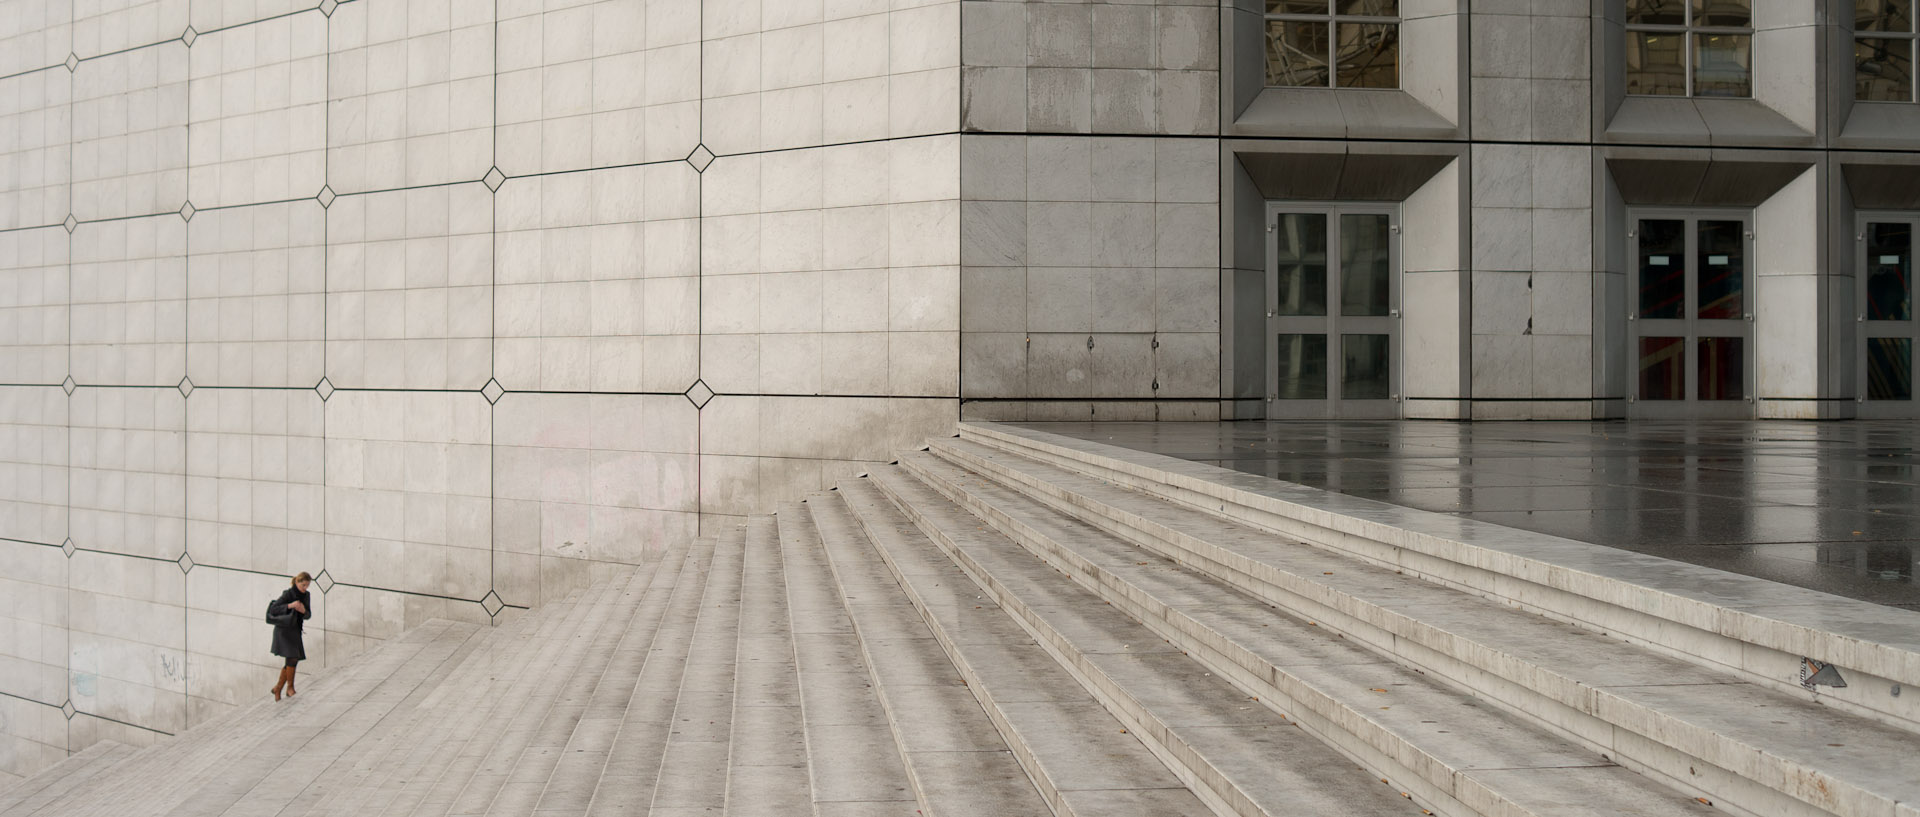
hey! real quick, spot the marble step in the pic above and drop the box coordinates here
[183,619,493,817]
[288,603,551,817]
[414,566,645,817]
[721,515,814,817]
[826,478,1218,817]
[955,422,1920,729]
[281,611,518,817]
[895,452,1706,817]
[0,741,135,817]
[396,576,646,817]
[629,525,747,815]
[470,560,670,817]
[327,560,670,817]
[24,619,478,817]
[862,465,1475,817]
[796,496,1054,816]
[58,613,486,817]
[579,533,723,816]
[929,434,1920,817]
[279,578,612,817]
[193,576,615,817]
[526,538,698,816]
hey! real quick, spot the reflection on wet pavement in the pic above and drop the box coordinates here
[1021,420,1920,610]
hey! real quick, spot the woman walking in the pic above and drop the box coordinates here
[270,572,313,701]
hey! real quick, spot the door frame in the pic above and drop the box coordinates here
[1626,208,1757,419]
[1856,211,1919,418]
[1263,202,1402,419]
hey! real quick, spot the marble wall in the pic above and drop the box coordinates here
[0,0,962,778]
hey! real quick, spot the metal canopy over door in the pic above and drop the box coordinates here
[1265,204,1399,418]
[1858,214,1916,418]
[1628,211,1755,418]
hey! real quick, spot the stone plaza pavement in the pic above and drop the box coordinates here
[3,422,1917,817]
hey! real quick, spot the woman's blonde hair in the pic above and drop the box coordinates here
[292,571,312,588]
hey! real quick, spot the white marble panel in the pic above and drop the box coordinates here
[0,228,69,384]
[185,11,327,208]
[70,42,188,221]
[494,163,698,391]
[324,184,492,390]
[0,386,68,547]
[701,1,957,155]
[65,548,187,734]
[187,0,308,33]
[496,0,689,174]
[700,139,959,395]
[68,386,186,561]
[71,0,183,58]
[184,388,323,578]
[491,392,696,565]
[0,0,72,78]
[325,0,494,193]
[69,214,186,387]
[0,694,67,780]
[185,200,325,388]
[0,538,69,708]
[323,390,490,599]
[0,69,70,230]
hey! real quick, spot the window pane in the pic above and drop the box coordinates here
[1638,219,1685,319]
[1867,221,1913,321]
[1639,337,1685,400]
[1694,33,1752,96]
[1868,338,1914,400]
[1855,0,1914,32]
[1335,23,1398,87]
[1856,38,1915,101]
[1340,214,1391,316]
[1696,220,1744,319]
[1693,0,1752,27]
[1268,0,1330,13]
[1336,0,1398,15]
[1626,31,1687,95]
[1697,337,1743,400]
[1626,0,1686,25]
[1275,213,1328,316]
[1277,334,1329,399]
[1267,20,1331,87]
[1342,334,1391,400]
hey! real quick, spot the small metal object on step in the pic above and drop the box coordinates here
[1800,657,1848,689]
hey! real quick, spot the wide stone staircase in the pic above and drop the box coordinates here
[6,421,1918,817]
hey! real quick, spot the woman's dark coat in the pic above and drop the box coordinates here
[270,586,312,661]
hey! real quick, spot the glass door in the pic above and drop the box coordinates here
[1629,212,1753,418]
[1266,204,1399,418]
[1859,215,1915,417]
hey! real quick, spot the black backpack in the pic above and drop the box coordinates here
[266,598,295,627]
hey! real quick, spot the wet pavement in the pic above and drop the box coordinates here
[1021,421,1920,611]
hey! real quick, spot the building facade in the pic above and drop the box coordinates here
[0,0,1914,780]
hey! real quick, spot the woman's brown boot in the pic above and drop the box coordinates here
[285,669,297,698]
[271,667,290,701]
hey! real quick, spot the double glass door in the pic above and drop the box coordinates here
[1266,205,1399,418]
[1629,213,1753,417]
[1859,216,1915,416]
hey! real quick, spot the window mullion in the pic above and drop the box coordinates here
[1327,20,1339,87]
[1683,0,1693,95]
